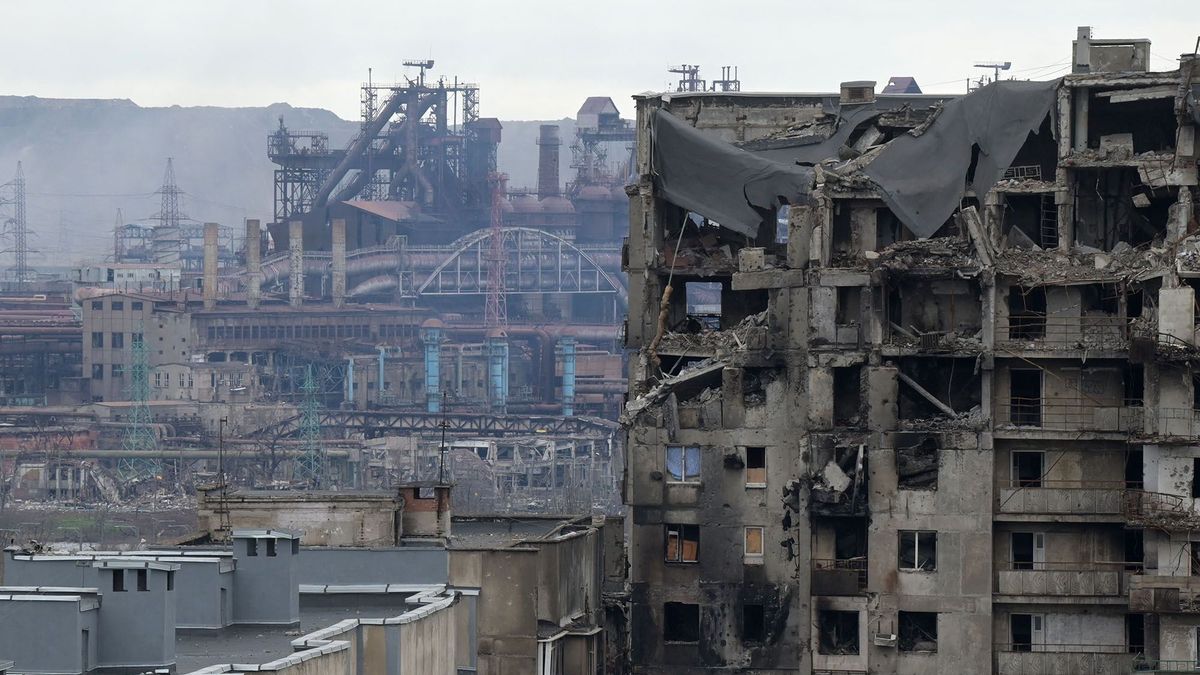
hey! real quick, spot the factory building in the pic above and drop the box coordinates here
[622,28,1200,674]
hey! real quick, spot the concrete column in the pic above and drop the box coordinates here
[536,125,562,199]
[246,219,261,310]
[331,218,347,308]
[288,220,303,307]
[1168,187,1193,244]
[202,222,219,310]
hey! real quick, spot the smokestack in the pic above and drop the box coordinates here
[202,222,219,310]
[246,219,261,309]
[288,220,304,308]
[331,218,346,308]
[536,124,561,199]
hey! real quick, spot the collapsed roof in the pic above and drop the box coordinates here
[648,79,1059,239]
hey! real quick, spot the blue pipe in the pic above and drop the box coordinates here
[486,336,508,413]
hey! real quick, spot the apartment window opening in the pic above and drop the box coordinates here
[743,604,765,643]
[898,530,937,571]
[1010,369,1042,426]
[665,445,701,483]
[1012,451,1044,487]
[1008,286,1046,339]
[745,446,766,487]
[833,365,862,427]
[663,602,700,643]
[818,610,860,655]
[744,526,764,564]
[899,611,938,652]
[665,524,699,563]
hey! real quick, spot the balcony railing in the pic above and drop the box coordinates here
[1129,574,1200,613]
[995,644,1134,675]
[813,558,868,591]
[1132,659,1200,673]
[996,561,1138,597]
[1151,408,1200,438]
[997,399,1143,432]
[997,479,1128,515]
[997,315,1129,351]
[1123,490,1200,531]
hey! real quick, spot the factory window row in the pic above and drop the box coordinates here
[205,323,372,341]
[90,332,143,349]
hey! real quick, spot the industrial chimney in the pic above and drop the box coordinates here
[536,124,561,199]
[288,220,304,308]
[202,222,219,310]
[331,218,346,308]
[246,219,261,310]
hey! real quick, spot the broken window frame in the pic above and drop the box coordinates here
[665,445,701,483]
[663,602,701,643]
[665,523,700,564]
[1011,451,1045,488]
[817,609,861,655]
[898,611,938,653]
[745,446,766,487]
[743,603,766,643]
[744,526,764,564]
[898,530,937,572]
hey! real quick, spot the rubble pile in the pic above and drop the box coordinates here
[657,310,769,357]
[872,237,976,272]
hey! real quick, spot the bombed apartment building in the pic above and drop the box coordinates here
[622,27,1200,673]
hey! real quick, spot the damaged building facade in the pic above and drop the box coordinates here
[623,28,1200,674]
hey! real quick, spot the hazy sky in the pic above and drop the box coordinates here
[1,1,1197,120]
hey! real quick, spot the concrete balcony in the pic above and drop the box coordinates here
[996,480,1125,518]
[996,315,1129,354]
[995,400,1142,434]
[996,645,1133,675]
[1123,491,1200,531]
[996,562,1134,599]
[1129,575,1200,613]
[812,558,867,595]
[1131,659,1200,673]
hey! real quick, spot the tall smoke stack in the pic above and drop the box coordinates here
[288,220,304,308]
[331,218,346,308]
[246,219,261,309]
[536,124,561,199]
[202,222,219,310]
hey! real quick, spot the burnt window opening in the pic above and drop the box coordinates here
[897,436,939,490]
[111,569,126,592]
[136,569,148,592]
[663,602,700,643]
[745,446,766,486]
[1127,613,1145,654]
[743,368,773,407]
[743,604,766,643]
[836,287,861,327]
[1124,364,1144,406]
[898,358,981,419]
[666,446,701,483]
[1012,532,1044,571]
[833,365,862,427]
[832,205,855,261]
[818,610,860,655]
[1087,92,1178,154]
[1010,613,1041,652]
[833,518,868,561]
[1012,451,1044,488]
[1125,449,1144,491]
[1008,287,1047,339]
[721,287,768,329]
[1002,195,1057,250]
[1124,529,1144,572]
[876,207,908,250]
[899,611,938,652]
[665,524,699,563]
[682,281,722,332]
[898,530,937,571]
[1010,369,1043,427]
[1073,168,1169,251]
[1082,283,1121,316]
[1127,289,1144,318]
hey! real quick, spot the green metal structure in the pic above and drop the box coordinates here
[118,327,161,486]
[293,365,326,487]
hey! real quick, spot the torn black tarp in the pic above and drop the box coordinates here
[864,79,1058,239]
[650,109,813,237]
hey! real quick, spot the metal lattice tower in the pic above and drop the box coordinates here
[119,327,160,484]
[294,365,326,487]
[6,162,29,289]
[154,158,185,230]
[484,174,508,331]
